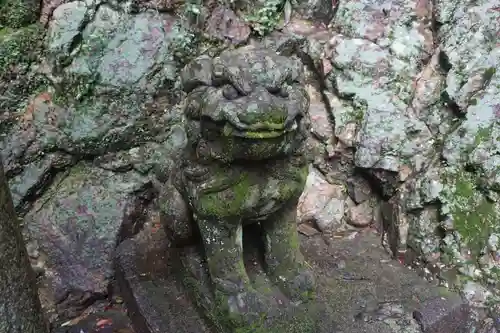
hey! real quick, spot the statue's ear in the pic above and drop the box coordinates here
[288,56,305,85]
[180,55,214,93]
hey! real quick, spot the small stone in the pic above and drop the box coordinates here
[413,293,474,333]
[298,223,320,236]
[399,165,412,182]
[297,168,347,232]
[488,234,499,251]
[463,281,491,308]
[336,122,358,147]
[346,201,374,228]
[346,177,373,204]
[204,5,251,45]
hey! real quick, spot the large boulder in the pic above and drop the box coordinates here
[23,163,155,319]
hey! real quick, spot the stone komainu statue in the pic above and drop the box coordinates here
[159,45,316,317]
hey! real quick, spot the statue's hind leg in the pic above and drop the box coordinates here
[262,199,316,303]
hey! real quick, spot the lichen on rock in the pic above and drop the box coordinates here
[0,23,48,128]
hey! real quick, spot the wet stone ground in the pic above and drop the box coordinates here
[115,221,476,333]
[1,0,500,332]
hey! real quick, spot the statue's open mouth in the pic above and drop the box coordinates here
[221,120,299,139]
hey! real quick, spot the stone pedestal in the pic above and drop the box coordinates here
[176,225,329,333]
[115,225,475,333]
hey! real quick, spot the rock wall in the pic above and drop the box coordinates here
[288,0,500,315]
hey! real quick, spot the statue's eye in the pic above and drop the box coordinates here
[222,85,239,100]
[267,86,289,98]
[278,86,289,98]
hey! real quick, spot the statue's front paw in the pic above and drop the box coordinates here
[215,288,276,323]
[274,265,316,303]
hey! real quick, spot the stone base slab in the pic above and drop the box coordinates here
[115,225,475,333]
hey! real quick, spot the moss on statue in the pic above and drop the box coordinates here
[197,163,307,219]
[183,271,319,333]
[167,46,317,332]
[275,165,308,201]
[198,171,252,217]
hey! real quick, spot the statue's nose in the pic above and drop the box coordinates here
[235,87,289,127]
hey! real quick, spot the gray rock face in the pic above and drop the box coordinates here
[277,0,500,323]
[46,2,194,94]
[399,0,500,300]
[1,0,198,324]
[23,163,155,318]
[283,0,500,314]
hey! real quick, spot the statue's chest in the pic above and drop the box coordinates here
[182,160,308,220]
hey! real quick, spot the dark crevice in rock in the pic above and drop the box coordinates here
[429,0,444,47]
[51,2,101,73]
[436,224,447,240]
[431,19,444,46]
[355,167,399,201]
[463,163,478,173]
[326,71,344,100]
[330,0,341,24]
[116,188,158,246]
[14,163,71,215]
[436,50,463,118]
[67,32,84,58]
[437,50,452,73]
[440,90,463,118]
[55,290,108,320]
[68,9,94,56]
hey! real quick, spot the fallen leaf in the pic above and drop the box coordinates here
[61,320,72,327]
[322,57,333,76]
[96,318,113,328]
[151,224,160,233]
[21,92,53,122]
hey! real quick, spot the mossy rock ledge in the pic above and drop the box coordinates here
[115,222,478,333]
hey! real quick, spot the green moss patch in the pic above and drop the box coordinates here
[0,0,40,29]
[0,23,43,74]
[184,271,319,333]
[0,23,49,124]
[440,168,497,256]
[438,125,499,256]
